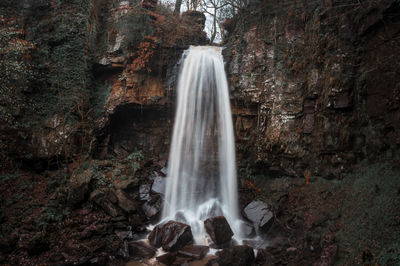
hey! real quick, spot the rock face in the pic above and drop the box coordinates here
[243,201,274,232]
[224,0,400,179]
[204,216,234,245]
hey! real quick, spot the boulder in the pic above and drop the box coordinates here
[161,221,194,252]
[128,240,157,259]
[178,245,209,260]
[243,201,274,232]
[204,216,234,245]
[216,245,255,266]
[148,224,163,248]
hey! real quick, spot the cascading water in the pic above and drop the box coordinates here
[161,46,241,244]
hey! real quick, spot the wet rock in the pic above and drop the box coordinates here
[151,176,167,195]
[128,240,157,259]
[148,224,163,248]
[156,252,177,265]
[217,245,255,266]
[115,189,138,213]
[243,201,274,232]
[139,184,151,201]
[178,245,209,260]
[204,216,234,245]
[161,221,194,252]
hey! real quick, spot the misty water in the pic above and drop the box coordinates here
[161,46,241,244]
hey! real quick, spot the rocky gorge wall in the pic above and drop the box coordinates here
[224,0,400,179]
[0,0,206,170]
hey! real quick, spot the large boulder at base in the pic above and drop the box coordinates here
[216,245,255,266]
[243,201,274,232]
[128,240,157,259]
[148,224,163,248]
[204,216,234,245]
[178,244,209,260]
[161,221,194,251]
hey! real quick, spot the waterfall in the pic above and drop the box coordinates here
[161,46,240,243]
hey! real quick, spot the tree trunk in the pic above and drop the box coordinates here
[174,0,183,13]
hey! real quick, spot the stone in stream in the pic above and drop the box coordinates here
[243,200,274,232]
[204,216,234,245]
[161,221,194,252]
[216,245,255,266]
[148,224,163,248]
[177,244,209,260]
[128,240,157,259]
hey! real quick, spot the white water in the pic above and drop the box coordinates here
[161,46,241,243]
